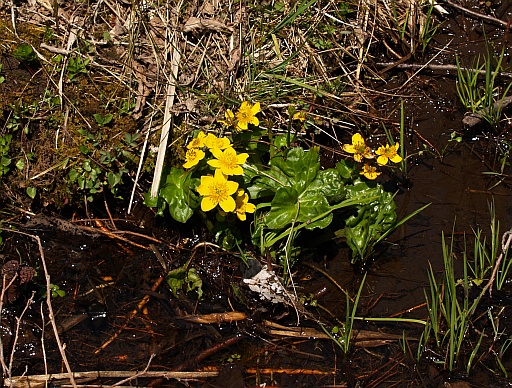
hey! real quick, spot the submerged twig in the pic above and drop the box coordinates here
[375,62,512,79]
[441,0,509,28]
[94,274,165,354]
[0,229,77,388]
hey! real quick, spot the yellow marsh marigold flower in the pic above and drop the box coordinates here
[183,148,205,169]
[360,164,381,180]
[197,169,238,212]
[236,101,260,130]
[186,131,207,149]
[343,133,374,162]
[293,111,307,122]
[218,109,237,128]
[234,189,256,221]
[376,143,402,165]
[205,133,231,151]
[207,147,248,176]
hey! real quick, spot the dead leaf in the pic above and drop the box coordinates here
[182,17,234,34]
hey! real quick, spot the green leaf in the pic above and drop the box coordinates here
[107,171,121,188]
[264,186,332,230]
[270,147,320,193]
[1,156,11,167]
[159,168,199,223]
[167,265,203,299]
[26,187,37,199]
[69,168,79,182]
[15,159,25,170]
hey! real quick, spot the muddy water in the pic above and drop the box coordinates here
[3,88,512,387]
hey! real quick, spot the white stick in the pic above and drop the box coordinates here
[150,36,181,198]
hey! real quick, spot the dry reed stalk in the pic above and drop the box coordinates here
[150,11,182,198]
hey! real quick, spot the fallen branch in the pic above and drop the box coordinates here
[441,0,510,28]
[4,370,219,388]
[375,62,512,79]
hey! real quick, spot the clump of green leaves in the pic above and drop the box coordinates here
[67,56,90,82]
[0,135,12,177]
[147,102,422,268]
[456,43,512,128]
[12,44,38,65]
[167,264,203,299]
[68,129,139,201]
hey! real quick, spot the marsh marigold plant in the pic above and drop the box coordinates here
[148,103,412,266]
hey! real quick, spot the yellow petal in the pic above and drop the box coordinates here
[201,197,217,212]
[219,196,236,212]
[251,102,260,114]
[207,159,220,169]
[226,180,239,195]
[237,121,248,130]
[377,155,388,165]
[237,153,249,164]
[343,144,355,153]
[245,202,256,213]
[352,133,365,144]
[390,154,403,163]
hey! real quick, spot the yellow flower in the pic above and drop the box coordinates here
[207,147,248,175]
[360,164,381,180]
[376,143,403,165]
[293,111,307,122]
[186,131,207,149]
[343,133,374,162]
[236,101,260,130]
[234,189,256,221]
[183,148,205,169]
[218,109,237,128]
[197,169,239,212]
[205,133,231,151]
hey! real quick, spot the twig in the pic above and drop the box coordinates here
[174,334,243,372]
[0,273,19,383]
[5,370,219,387]
[94,275,165,354]
[441,0,509,27]
[482,228,512,298]
[128,117,154,215]
[8,292,36,384]
[0,229,77,388]
[375,62,512,79]
[112,354,155,387]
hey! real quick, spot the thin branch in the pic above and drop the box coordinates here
[0,229,77,388]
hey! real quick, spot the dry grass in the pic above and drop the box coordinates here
[0,0,439,202]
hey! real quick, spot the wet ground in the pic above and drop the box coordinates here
[2,1,512,387]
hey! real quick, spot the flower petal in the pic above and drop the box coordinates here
[236,153,249,164]
[219,196,236,212]
[201,197,217,212]
[251,102,260,115]
[377,155,388,165]
[352,133,364,144]
[226,180,239,195]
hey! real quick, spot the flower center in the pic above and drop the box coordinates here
[210,182,228,201]
[354,142,366,154]
[221,153,238,169]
